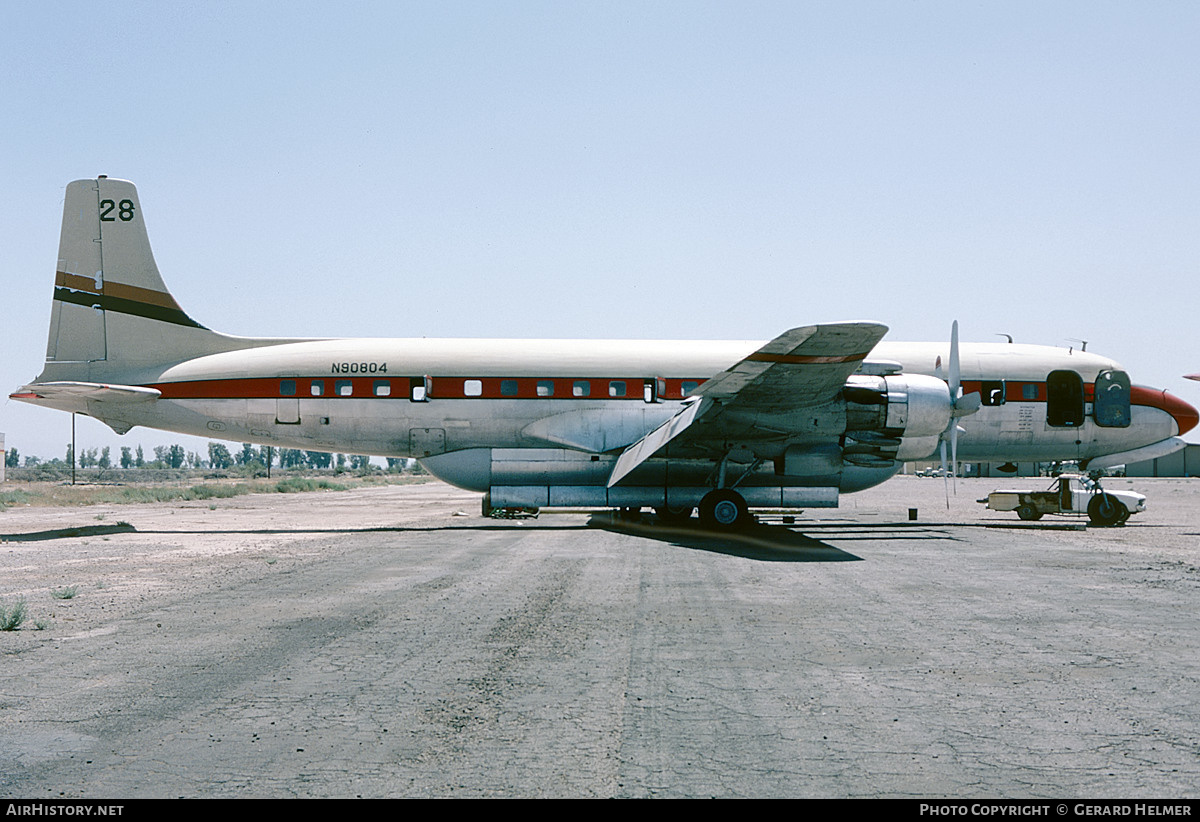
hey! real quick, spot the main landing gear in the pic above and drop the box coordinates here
[652,490,752,529]
[698,489,751,529]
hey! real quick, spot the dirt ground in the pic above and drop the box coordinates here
[1,476,1197,798]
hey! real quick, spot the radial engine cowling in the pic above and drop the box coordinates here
[841,374,953,465]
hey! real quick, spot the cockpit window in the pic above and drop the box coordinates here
[1093,369,1131,428]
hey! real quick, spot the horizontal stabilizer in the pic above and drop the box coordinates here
[11,381,161,404]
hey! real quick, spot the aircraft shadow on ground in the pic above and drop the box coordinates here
[587,514,957,562]
[0,522,591,541]
[0,523,140,542]
[0,518,953,564]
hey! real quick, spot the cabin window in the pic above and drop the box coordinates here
[537,380,554,397]
[979,380,1004,406]
[279,380,296,396]
[1093,369,1131,428]
[609,381,626,398]
[335,380,353,397]
[310,380,324,397]
[373,380,391,397]
[1046,370,1084,427]
[681,380,700,396]
[573,380,590,397]
[409,377,428,402]
[1022,383,1039,401]
[500,380,519,396]
[464,379,482,397]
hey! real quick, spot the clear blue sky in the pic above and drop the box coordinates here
[3,1,1198,461]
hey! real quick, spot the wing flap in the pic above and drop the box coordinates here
[607,398,709,487]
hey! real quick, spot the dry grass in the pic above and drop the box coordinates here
[0,473,431,509]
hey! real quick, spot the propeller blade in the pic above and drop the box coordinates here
[950,423,958,496]
[940,439,950,509]
[949,320,960,400]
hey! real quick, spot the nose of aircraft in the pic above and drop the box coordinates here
[1141,387,1199,435]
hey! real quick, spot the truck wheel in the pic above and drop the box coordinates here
[1087,494,1125,527]
[1016,503,1042,521]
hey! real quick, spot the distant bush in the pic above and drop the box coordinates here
[0,599,27,631]
[274,477,345,493]
[0,489,32,508]
[185,484,245,500]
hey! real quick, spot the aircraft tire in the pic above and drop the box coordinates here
[1016,503,1043,521]
[1087,494,1125,527]
[699,489,749,529]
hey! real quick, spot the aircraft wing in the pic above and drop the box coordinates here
[608,322,887,486]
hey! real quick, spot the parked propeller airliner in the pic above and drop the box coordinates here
[12,178,1198,527]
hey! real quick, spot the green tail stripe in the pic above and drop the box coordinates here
[54,287,207,329]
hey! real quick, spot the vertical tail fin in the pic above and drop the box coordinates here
[47,177,209,367]
[42,177,287,379]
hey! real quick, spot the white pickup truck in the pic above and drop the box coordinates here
[979,474,1146,526]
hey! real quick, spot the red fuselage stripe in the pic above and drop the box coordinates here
[148,376,710,401]
[144,376,1171,409]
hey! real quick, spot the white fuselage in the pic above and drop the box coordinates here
[49,337,1184,499]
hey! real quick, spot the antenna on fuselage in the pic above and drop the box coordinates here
[996,333,1013,344]
[1067,338,1088,352]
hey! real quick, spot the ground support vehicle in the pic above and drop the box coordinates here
[979,474,1145,526]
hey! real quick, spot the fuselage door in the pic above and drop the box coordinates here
[979,380,1005,406]
[1093,369,1131,428]
[410,376,431,402]
[276,379,300,424]
[1046,370,1085,428]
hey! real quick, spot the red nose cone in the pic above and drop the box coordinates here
[1161,391,1199,435]
[1132,386,1199,435]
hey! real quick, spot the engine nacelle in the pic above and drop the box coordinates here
[842,374,953,465]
